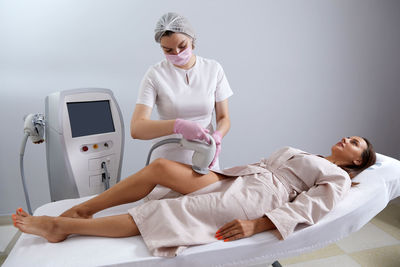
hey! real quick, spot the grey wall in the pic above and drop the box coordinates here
[1,0,399,215]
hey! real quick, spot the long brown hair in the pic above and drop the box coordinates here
[341,137,376,185]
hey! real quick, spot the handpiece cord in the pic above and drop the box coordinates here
[145,138,181,166]
[19,132,33,215]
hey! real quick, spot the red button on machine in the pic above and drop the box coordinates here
[82,146,88,152]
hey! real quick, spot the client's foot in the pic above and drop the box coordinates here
[59,204,92,219]
[12,208,68,243]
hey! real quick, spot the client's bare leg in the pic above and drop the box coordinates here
[12,208,139,243]
[61,158,225,218]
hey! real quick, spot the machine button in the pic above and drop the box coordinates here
[82,146,88,152]
[104,142,109,147]
[93,144,98,149]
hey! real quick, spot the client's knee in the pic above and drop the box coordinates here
[149,158,172,172]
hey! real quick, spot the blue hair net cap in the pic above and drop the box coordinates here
[154,12,196,43]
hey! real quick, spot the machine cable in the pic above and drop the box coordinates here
[145,136,216,175]
[19,113,45,215]
[19,132,33,215]
[145,138,181,166]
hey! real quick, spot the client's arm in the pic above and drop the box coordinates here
[215,216,276,241]
[265,171,351,240]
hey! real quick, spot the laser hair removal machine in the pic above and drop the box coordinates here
[45,88,124,201]
[20,88,124,214]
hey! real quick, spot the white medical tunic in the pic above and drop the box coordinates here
[136,56,233,167]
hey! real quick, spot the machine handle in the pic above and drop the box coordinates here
[179,134,216,153]
[145,134,216,175]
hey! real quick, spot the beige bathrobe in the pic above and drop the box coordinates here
[128,147,351,257]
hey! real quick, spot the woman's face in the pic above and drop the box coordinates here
[160,33,193,55]
[332,136,368,166]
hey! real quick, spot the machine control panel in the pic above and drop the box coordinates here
[81,141,113,153]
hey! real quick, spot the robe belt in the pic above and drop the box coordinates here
[258,160,308,201]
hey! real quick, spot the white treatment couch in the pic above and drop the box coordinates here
[3,153,400,267]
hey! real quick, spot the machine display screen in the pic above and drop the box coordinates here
[67,100,115,138]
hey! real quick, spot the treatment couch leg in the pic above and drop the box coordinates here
[271,261,282,267]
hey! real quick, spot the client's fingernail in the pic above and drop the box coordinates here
[224,238,230,242]
[13,222,17,227]
[217,236,223,240]
[18,208,22,212]
[12,214,16,219]
[216,230,220,234]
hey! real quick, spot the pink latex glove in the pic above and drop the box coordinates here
[209,131,222,168]
[173,119,210,142]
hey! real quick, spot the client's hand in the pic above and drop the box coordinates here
[215,219,256,242]
[215,217,275,242]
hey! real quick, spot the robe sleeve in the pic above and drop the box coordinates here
[265,170,351,239]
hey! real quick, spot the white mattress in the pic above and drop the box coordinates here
[4,153,400,267]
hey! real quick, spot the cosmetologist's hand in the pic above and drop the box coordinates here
[173,119,210,142]
[209,131,222,168]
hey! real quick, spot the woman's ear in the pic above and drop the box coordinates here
[353,158,362,166]
[191,37,195,50]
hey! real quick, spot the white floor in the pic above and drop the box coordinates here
[335,223,399,253]
[285,255,361,267]
[0,226,18,253]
